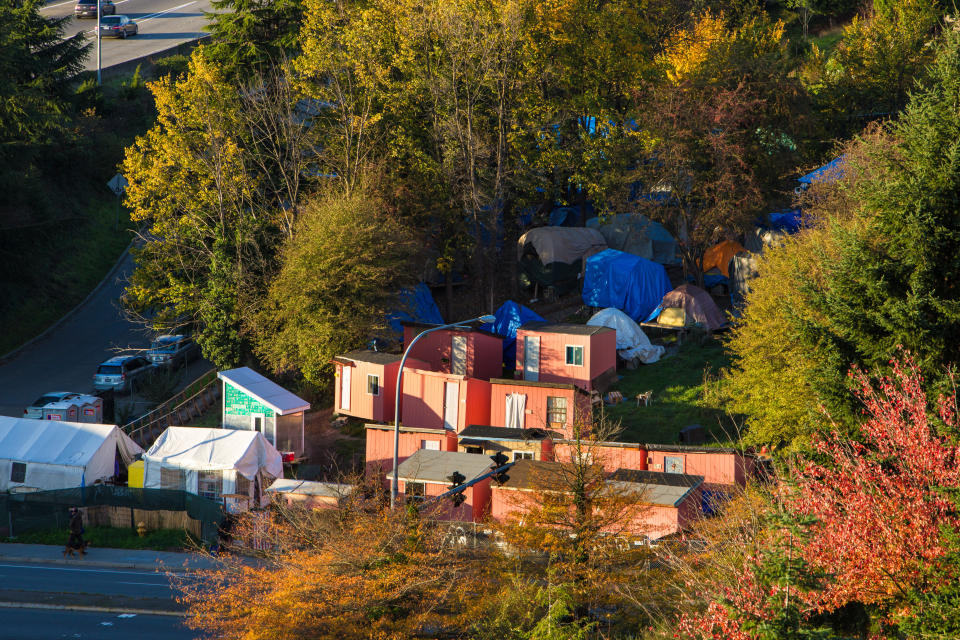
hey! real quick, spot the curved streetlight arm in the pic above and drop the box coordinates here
[390,315,494,509]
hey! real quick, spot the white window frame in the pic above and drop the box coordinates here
[251,413,265,433]
[421,439,440,451]
[565,344,584,367]
[546,395,567,426]
[513,450,534,461]
[198,470,223,500]
[367,374,381,396]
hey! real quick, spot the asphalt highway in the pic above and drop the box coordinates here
[40,0,215,72]
[0,608,196,640]
[0,561,176,597]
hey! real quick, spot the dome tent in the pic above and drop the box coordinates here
[587,308,665,364]
[586,213,679,265]
[653,284,727,331]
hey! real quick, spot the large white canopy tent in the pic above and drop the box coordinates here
[0,417,143,491]
[143,427,283,512]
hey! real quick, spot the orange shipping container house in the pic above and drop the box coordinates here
[401,368,491,432]
[644,444,756,492]
[489,459,704,541]
[515,323,617,392]
[457,425,557,462]
[365,423,458,480]
[333,351,429,423]
[395,449,494,522]
[489,379,591,439]
[401,322,505,380]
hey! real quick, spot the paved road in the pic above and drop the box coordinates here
[0,608,197,640]
[0,561,177,597]
[0,252,211,420]
[40,0,215,72]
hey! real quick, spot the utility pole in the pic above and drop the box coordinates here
[96,0,102,85]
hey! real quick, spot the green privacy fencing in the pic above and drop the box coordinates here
[0,486,224,544]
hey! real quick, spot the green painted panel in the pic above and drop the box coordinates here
[224,382,275,418]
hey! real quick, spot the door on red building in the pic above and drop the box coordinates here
[340,366,351,411]
[664,456,684,473]
[451,336,467,375]
[443,382,460,430]
[523,336,540,381]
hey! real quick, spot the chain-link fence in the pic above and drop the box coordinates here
[0,486,224,544]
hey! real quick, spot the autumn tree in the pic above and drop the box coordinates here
[251,189,420,384]
[122,53,316,368]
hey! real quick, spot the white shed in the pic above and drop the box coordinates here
[217,367,309,458]
[0,417,143,491]
[143,427,283,512]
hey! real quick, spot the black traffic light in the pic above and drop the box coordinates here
[448,470,466,507]
[490,451,510,485]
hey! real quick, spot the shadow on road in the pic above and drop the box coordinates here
[124,11,203,18]
[132,31,207,39]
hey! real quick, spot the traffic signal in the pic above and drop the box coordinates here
[490,451,510,485]
[448,470,466,507]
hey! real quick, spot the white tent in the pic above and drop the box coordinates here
[143,427,283,512]
[0,417,143,491]
[587,307,665,364]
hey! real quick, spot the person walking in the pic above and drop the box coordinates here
[66,507,87,556]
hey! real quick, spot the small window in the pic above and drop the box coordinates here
[10,462,26,483]
[367,374,380,396]
[235,474,251,497]
[513,451,534,461]
[565,345,583,366]
[405,481,425,501]
[198,471,222,500]
[421,440,440,451]
[465,446,483,454]
[547,396,567,426]
[160,467,186,490]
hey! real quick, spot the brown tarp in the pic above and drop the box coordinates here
[702,240,746,277]
[659,284,727,331]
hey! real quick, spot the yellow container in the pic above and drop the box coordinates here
[127,460,144,488]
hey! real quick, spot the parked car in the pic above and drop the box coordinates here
[74,0,115,17]
[147,335,200,370]
[98,15,138,38]
[93,355,154,393]
[23,392,82,419]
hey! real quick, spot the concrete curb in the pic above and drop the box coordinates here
[0,239,135,366]
[0,601,184,617]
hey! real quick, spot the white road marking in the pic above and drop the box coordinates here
[134,1,197,24]
[0,563,162,577]
[116,581,168,586]
[42,0,131,11]
[117,613,137,618]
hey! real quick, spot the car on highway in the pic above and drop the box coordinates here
[74,0,115,18]
[147,335,200,370]
[99,15,138,38]
[23,392,82,419]
[93,355,154,393]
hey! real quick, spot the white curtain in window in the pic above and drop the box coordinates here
[505,393,526,429]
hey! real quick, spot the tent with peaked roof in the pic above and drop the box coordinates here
[518,227,608,296]
[0,417,143,491]
[702,240,746,278]
[653,284,726,331]
[587,308,664,364]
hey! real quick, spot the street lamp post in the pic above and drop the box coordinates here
[96,0,102,85]
[391,314,496,509]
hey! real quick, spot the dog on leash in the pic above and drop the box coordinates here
[63,540,89,558]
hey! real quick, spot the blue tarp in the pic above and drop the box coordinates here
[798,155,845,185]
[387,283,443,334]
[582,249,673,321]
[479,300,546,367]
[758,209,804,234]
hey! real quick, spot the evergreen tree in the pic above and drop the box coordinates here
[202,0,304,75]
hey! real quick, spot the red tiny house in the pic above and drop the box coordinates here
[365,424,458,480]
[515,323,617,391]
[333,351,429,423]
[402,323,504,380]
[395,450,494,522]
[645,445,756,490]
[489,379,591,439]
[401,368,491,432]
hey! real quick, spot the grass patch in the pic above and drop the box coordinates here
[603,338,738,446]
[5,525,198,552]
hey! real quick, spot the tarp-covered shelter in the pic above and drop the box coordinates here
[387,283,443,333]
[0,417,143,491]
[582,249,672,321]
[798,155,845,187]
[702,240,746,278]
[518,227,608,296]
[144,427,283,512]
[479,300,546,367]
[586,213,679,265]
[587,307,664,364]
[654,284,726,331]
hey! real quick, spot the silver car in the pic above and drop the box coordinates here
[93,355,154,393]
[99,15,138,38]
[147,335,200,370]
[23,392,82,419]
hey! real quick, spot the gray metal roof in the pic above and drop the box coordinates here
[396,449,493,484]
[218,367,310,415]
[459,425,557,442]
[519,322,612,336]
[266,479,355,498]
[336,350,403,366]
[610,469,704,507]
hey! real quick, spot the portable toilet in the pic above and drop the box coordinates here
[43,400,80,422]
[127,459,145,488]
[76,395,104,423]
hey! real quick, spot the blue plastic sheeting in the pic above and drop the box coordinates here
[387,283,444,333]
[798,155,845,185]
[758,209,804,234]
[582,249,673,321]
[689,272,728,289]
[479,300,546,366]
